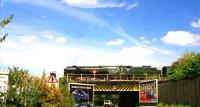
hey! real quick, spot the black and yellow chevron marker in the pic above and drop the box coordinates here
[94,81,138,92]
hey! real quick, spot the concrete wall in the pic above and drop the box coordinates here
[158,77,200,106]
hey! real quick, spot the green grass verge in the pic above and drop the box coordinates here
[157,103,190,107]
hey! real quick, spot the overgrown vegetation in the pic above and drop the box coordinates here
[3,66,74,107]
[168,52,200,80]
[157,103,190,107]
[59,76,75,107]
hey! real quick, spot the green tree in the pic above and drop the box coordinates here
[6,66,31,106]
[0,15,13,43]
[6,67,75,107]
[34,72,69,107]
[26,71,63,107]
[59,76,75,107]
[168,52,200,80]
[0,15,13,105]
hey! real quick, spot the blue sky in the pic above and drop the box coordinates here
[1,0,200,75]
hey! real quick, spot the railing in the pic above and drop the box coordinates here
[66,74,167,82]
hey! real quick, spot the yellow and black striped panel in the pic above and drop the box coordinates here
[94,82,138,92]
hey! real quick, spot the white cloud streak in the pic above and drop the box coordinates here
[152,38,157,42]
[191,19,200,28]
[46,35,54,40]
[63,0,126,8]
[142,40,151,44]
[125,2,138,10]
[114,27,139,45]
[107,39,124,46]
[120,46,154,58]
[18,35,40,46]
[55,37,67,43]
[114,27,175,56]
[139,36,151,44]
[161,31,200,46]
[140,36,145,40]
[7,0,109,28]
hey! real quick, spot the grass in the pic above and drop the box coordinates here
[157,103,190,107]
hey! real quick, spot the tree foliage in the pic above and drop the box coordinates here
[59,76,75,107]
[6,66,31,106]
[0,15,13,43]
[6,67,75,107]
[168,52,200,80]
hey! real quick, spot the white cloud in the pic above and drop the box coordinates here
[1,34,173,76]
[8,0,109,28]
[1,38,72,76]
[152,38,157,42]
[140,37,151,44]
[161,31,200,46]
[47,35,54,40]
[191,19,200,28]
[120,46,154,58]
[103,46,172,67]
[38,31,67,44]
[63,0,98,8]
[18,35,39,42]
[140,36,145,40]
[114,27,175,56]
[107,39,124,46]
[125,2,138,10]
[63,0,126,8]
[142,40,151,44]
[114,27,139,45]
[42,31,54,40]
[55,37,67,43]
[17,35,40,48]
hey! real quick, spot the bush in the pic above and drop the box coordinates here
[157,103,190,107]
[5,67,75,107]
[168,52,200,80]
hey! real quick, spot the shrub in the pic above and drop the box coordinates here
[168,52,200,80]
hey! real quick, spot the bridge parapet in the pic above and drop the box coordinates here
[66,74,167,82]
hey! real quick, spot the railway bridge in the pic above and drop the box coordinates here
[66,74,167,106]
[66,74,167,91]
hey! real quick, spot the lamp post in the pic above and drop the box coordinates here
[87,78,89,105]
[92,70,96,80]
